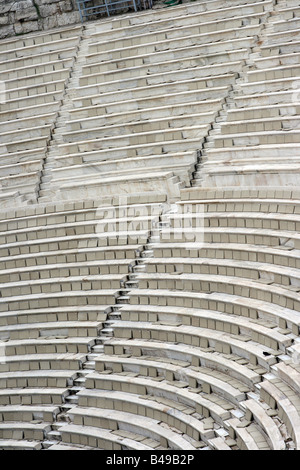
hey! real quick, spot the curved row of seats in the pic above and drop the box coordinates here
[194,0,300,187]
[0,193,167,449]
[37,0,274,203]
[62,188,300,450]
[0,25,82,207]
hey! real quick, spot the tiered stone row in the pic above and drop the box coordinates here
[0,193,167,450]
[194,0,300,188]
[0,25,82,207]
[39,0,272,202]
[65,187,300,450]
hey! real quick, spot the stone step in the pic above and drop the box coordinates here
[0,36,81,61]
[83,38,252,79]
[0,46,77,72]
[88,1,272,42]
[87,24,259,61]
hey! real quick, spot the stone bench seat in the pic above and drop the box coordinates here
[204,144,300,164]
[0,36,80,61]
[88,1,271,42]
[262,27,300,47]
[79,54,243,86]
[53,171,182,202]
[0,370,78,389]
[0,320,104,341]
[0,289,119,312]
[0,245,141,271]
[87,24,259,63]
[61,116,212,144]
[0,161,42,178]
[0,148,47,168]
[0,135,50,154]
[49,163,193,191]
[275,362,300,396]
[0,123,53,145]
[0,422,51,441]
[209,437,232,450]
[0,192,25,210]
[175,195,300,215]
[3,80,66,106]
[93,354,247,404]
[88,0,266,31]
[87,14,260,53]
[0,209,156,239]
[0,274,125,297]
[117,303,292,352]
[0,47,77,72]
[234,89,300,108]
[226,103,300,121]
[0,198,165,230]
[0,233,147,258]
[0,113,57,134]
[241,398,286,450]
[0,353,87,373]
[0,258,133,283]
[270,17,300,34]
[0,94,62,118]
[220,116,300,135]
[72,85,231,114]
[50,149,192,185]
[0,172,41,198]
[84,373,231,424]
[111,320,278,370]
[136,271,300,316]
[246,63,300,83]
[260,379,300,449]
[47,443,92,450]
[128,288,300,337]
[0,439,43,450]
[68,406,197,450]
[68,97,223,124]
[253,51,300,69]
[0,25,82,52]
[260,40,300,57]
[1,58,74,82]
[57,124,210,156]
[104,338,261,388]
[0,405,60,423]
[160,211,300,242]
[4,69,70,93]
[77,389,215,444]
[213,129,300,148]
[0,387,69,406]
[59,423,155,450]
[200,163,300,188]
[157,225,300,257]
[0,305,109,326]
[4,337,97,356]
[50,153,196,185]
[153,240,300,271]
[240,77,300,96]
[83,38,253,75]
[50,166,195,198]
[63,112,217,142]
[67,102,221,130]
[225,417,270,450]
[0,215,156,244]
[273,3,300,20]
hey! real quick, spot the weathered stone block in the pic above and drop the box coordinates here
[39,3,60,17]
